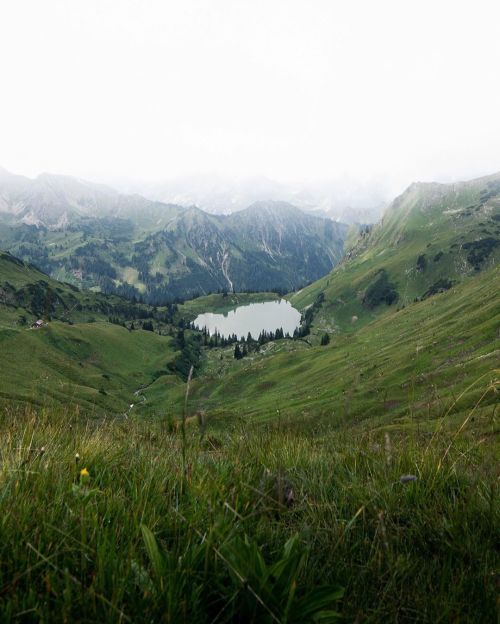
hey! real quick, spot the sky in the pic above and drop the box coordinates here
[1,0,500,194]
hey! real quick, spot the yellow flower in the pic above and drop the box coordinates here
[80,468,89,478]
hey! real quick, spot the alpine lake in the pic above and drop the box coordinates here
[193,299,302,339]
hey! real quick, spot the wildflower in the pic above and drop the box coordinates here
[75,453,80,463]
[40,446,45,454]
[80,467,89,478]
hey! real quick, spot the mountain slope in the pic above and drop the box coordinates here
[0,250,185,411]
[151,172,500,423]
[0,171,348,301]
[131,201,347,298]
[174,265,499,425]
[290,171,500,331]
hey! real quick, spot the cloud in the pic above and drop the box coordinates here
[0,0,499,192]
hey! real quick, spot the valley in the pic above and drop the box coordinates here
[1,171,498,421]
[0,171,498,623]
[3,3,500,620]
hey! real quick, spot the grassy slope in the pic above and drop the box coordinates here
[2,167,499,426]
[156,176,500,426]
[0,176,498,622]
[0,250,151,324]
[0,252,280,414]
[171,267,499,429]
[289,174,500,332]
[0,251,183,412]
[0,405,497,622]
[0,320,178,412]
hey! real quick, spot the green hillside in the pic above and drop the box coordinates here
[2,170,499,424]
[290,173,500,332]
[139,174,499,428]
[0,249,166,325]
[159,266,499,430]
[0,173,498,623]
[0,320,182,412]
[0,251,186,411]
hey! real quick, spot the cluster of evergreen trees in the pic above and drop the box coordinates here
[294,291,325,338]
[256,327,289,343]
[167,329,203,380]
[107,302,179,330]
[233,343,247,359]
[197,326,292,353]
[362,270,398,308]
[198,327,242,349]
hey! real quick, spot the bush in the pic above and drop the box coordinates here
[416,254,427,271]
[463,238,499,269]
[363,269,398,309]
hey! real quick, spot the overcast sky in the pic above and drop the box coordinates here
[1,0,500,192]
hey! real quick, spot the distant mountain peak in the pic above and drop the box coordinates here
[241,200,304,216]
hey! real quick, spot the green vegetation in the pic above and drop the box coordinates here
[320,332,330,345]
[0,183,347,302]
[0,400,497,622]
[463,237,499,269]
[362,269,398,309]
[0,251,185,413]
[172,267,499,424]
[0,318,181,412]
[290,173,500,331]
[167,329,203,380]
[0,171,499,622]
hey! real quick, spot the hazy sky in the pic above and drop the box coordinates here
[1,0,500,190]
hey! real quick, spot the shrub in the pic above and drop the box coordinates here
[416,254,427,271]
[363,269,398,308]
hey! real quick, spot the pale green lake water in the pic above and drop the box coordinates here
[193,300,301,339]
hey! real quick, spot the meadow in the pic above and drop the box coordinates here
[144,267,500,427]
[0,393,497,623]
[0,176,498,622]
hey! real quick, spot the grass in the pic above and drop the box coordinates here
[289,178,500,331]
[0,320,180,413]
[0,179,498,621]
[161,267,500,426]
[0,397,497,623]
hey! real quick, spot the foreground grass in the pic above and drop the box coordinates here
[0,402,498,623]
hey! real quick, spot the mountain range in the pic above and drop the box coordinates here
[0,168,348,301]
[118,173,390,223]
[0,168,498,416]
